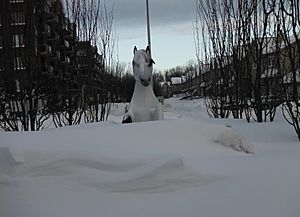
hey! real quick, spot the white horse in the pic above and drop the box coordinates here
[122,46,163,123]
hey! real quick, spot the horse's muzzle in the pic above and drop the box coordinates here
[140,78,151,87]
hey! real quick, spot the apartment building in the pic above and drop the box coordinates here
[77,41,105,106]
[0,0,104,101]
[0,0,106,129]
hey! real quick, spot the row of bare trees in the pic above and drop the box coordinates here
[53,0,116,127]
[195,0,300,138]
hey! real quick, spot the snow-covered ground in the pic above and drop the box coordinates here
[1,97,300,217]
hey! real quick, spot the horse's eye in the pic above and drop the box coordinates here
[148,59,155,67]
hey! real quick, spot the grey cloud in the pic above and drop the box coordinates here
[112,0,196,29]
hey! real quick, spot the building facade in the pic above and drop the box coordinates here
[0,0,105,130]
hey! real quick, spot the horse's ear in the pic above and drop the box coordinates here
[133,46,137,55]
[146,46,151,54]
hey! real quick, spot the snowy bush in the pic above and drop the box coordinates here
[213,127,255,154]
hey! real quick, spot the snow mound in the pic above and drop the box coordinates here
[1,97,300,217]
[98,157,216,193]
[13,154,215,193]
[19,155,143,177]
[213,127,255,154]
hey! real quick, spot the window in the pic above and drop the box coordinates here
[0,35,3,49]
[10,0,24,3]
[56,51,60,59]
[41,45,51,54]
[64,40,69,48]
[14,56,26,70]
[48,45,52,54]
[15,80,21,92]
[48,66,54,73]
[12,34,25,48]
[11,12,25,25]
[268,55,275,68]
[45,24,51,34]
[44,4,50,13]
[65,56,70,63]
[34,38,38,54]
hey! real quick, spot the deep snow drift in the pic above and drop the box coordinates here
[0,97,300,217]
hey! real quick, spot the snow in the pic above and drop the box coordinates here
[171,77,182,85]
[1,97,300,217]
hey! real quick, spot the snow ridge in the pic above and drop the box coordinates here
[0,147,216,193]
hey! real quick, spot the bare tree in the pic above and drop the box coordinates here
[196,0,235,118]
[277,0,300,140]
[62,0,115,124]
[97,1,115,121]
[195,0,284,122]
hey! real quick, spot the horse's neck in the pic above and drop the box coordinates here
[131,82,156,105]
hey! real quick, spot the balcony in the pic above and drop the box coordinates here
[62,56,71,65]
[40,45,52,56]
[10,0,24,3]
[48,66,54,73]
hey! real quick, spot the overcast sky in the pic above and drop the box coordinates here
[111,0,197,71]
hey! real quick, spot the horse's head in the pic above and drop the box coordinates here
[132,46,155,87]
